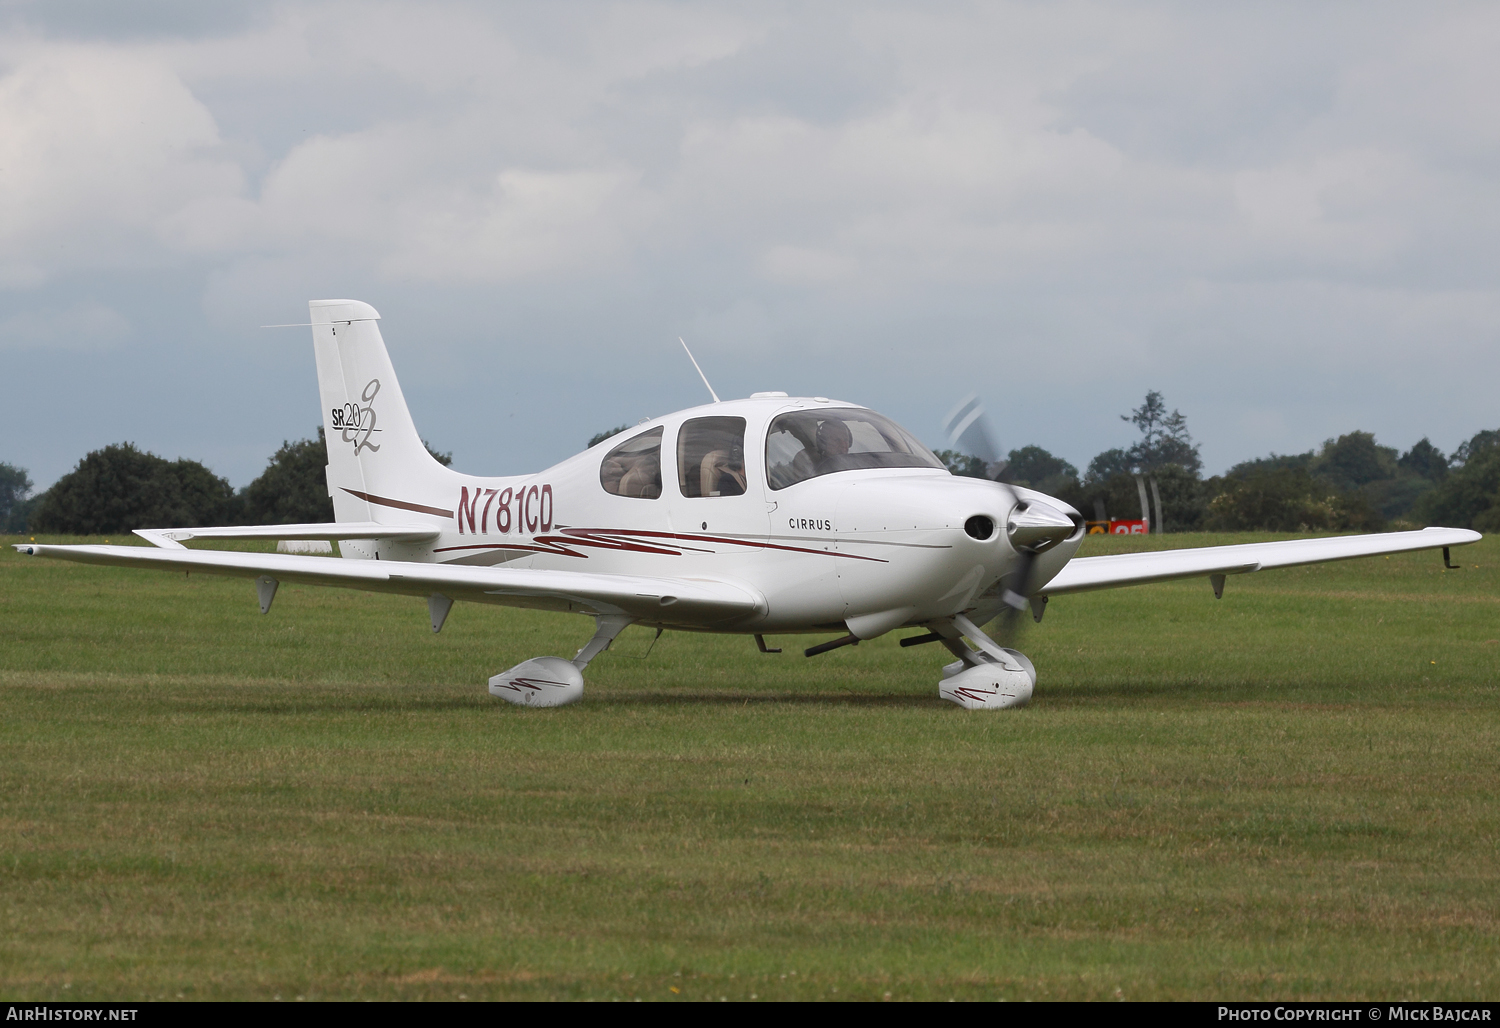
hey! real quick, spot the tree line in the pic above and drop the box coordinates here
[936,392,1500,534]
[3,399,1497,535]
[0,431,451,535]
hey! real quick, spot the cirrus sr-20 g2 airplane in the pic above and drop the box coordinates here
[15,300,1482,709]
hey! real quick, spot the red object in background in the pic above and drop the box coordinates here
[1110,519,1149,535]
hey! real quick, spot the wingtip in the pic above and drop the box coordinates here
[1425,526,1484,543]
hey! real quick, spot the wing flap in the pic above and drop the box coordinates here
[15,543,763,624]
[134,522,439,548]
[1043,527,1481,596]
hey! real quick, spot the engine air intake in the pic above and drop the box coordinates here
[964,515,995,540]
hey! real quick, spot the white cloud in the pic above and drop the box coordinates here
[386,167,648,281]
[1,1,1498,487]
[0,42,243,284]
[0,301,130,351]
[760,244,858,285]
[1231,149,1413,262]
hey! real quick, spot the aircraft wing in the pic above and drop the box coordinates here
[1042,527,1482,596]
[12,543,764,625]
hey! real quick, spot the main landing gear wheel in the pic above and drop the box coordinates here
[488,656,584,707]
[488,614,634,708]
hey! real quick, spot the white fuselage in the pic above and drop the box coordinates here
[351,396,1085,635]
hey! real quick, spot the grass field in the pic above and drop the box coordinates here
[1,531,1497,1001]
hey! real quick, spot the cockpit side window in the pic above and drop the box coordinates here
[600,427,664,499]
[765,409,944,490]
[677,416,747,498]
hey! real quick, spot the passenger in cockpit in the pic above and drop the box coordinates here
[600,456,627,494]
[618,454,661,498]
[699,445,746,497]
[601,426,664,499]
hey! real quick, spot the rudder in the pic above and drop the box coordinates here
[310,299,452,523]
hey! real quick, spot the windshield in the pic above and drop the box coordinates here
[765,409,945,490]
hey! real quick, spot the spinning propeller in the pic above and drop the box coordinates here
[942,395,1074,646]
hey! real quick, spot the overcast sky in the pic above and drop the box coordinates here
[2,1,1497,490]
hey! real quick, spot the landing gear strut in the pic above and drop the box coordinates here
[488,613,635,707]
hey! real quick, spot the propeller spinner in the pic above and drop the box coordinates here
[1008,500,1075,554]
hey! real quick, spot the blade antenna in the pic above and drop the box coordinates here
[679,337,721,403]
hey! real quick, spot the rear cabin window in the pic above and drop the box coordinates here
[599,427,663,498]
[677,417,747,497]
[765,409,944,490]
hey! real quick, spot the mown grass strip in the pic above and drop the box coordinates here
[1,533,1496,1000]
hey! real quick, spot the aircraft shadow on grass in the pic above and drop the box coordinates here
[169,676,1372,715]
[177,689,942,715]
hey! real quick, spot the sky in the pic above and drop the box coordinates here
[2,0,1498,490]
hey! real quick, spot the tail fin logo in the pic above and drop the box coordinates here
[331,379,383,455]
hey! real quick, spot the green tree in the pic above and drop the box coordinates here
[1083,448,1134,486]
[1004,446,1079,494]
[588,425,631,449]
[1312,431,1397,493]
[6,494,43,534]
[239,430,451,525]
[1416,428,1500,530]
[1152,463,1209,532]
[1452,430,1500,467]
[1309,432,1449,522]
[1204,465,1381,532]
[1226,451,1314,477]
[1,462,34,533]
[1363,475,1434,523]
[242,429,334,525]
[1398,438,1448,482]
[935,449,991,479]
[1123,390,1203,475]
[1218,435,1443,526]
[1052,469,1153,527]
[31,443,241,534]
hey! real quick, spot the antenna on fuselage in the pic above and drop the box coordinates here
[679,337,721,403]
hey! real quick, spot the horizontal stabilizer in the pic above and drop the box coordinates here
[13,543,764,625]
[1043,527,1481,595]
[133,522,440,549]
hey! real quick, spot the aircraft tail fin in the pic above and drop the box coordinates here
[309,299,452,524]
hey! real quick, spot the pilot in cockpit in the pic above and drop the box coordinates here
[813,418,853,474]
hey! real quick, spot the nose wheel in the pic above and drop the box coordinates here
[931,614,1035,709]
